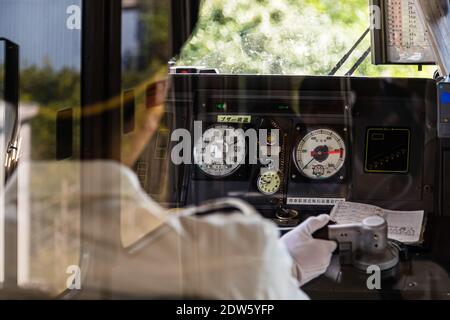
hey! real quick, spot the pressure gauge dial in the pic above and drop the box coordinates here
[193,125,246,177]
[294,128,346,180]
[257,170,281,195]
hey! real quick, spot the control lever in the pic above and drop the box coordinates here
[313,216,400,271]
[312,219,336,240]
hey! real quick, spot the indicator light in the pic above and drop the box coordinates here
[440,92,450,105]
[216,103,227,110]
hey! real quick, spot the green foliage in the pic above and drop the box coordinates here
[19,64,81,160]
[21,64,80,107]
[178,0,436,78]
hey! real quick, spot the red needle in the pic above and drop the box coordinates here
[311,149,342,156]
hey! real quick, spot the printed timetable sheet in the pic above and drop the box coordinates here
[385,0,435,63]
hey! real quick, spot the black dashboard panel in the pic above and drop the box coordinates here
[164,75,438,225]
[364,128,411,174]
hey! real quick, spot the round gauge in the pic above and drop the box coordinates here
[193,125,246,177]
[257,171,281,195]
[294,128,346,180]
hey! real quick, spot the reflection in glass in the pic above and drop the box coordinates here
[0,40,5,284]
[0,0,82,294]
[121,0,173,247]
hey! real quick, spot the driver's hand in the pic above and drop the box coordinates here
[281,214,337,286]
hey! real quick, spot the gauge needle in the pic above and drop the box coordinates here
[302,157,315,170]
[310,149,342,156]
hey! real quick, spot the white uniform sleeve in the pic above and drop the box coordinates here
[245,217,310,300]
[4,161,308,299]
[173,210,310,300]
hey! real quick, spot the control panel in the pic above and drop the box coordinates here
[162,75,438,227]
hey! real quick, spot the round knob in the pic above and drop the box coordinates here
[276,208,299,220]
[362,215,385,228]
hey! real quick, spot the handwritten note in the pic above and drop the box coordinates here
[330,202,424,244]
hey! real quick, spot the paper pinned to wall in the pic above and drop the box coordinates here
[330,202,425,244]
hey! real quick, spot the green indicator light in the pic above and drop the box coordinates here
[278,105,289,110]
[217,103,227,110]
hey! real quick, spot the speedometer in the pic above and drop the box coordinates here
[294,128,346,180]
[193,125,246,177]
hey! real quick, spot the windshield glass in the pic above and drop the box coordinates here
[177,0,435,77]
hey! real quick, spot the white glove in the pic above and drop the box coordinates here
[281,214,337,286]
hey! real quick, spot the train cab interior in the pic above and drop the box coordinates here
[1,0,450,300]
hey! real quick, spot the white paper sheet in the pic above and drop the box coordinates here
[330,202,424,244]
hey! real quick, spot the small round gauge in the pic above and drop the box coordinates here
[257,170,281,195]
[193,125,246,177]
[294,128,346,180]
